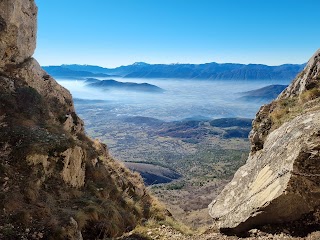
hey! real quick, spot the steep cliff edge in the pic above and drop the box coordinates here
[0,1,157,239]
[209,49,320,235]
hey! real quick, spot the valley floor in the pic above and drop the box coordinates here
[76,106,251,228]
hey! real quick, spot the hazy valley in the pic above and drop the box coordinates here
[2,0,320,239]
[55,76,291,227]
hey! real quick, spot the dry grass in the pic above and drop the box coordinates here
[0,123,156,239]
[148,196,167,221]
[270,88,320,130]
[123,195,195,238]
[162,216,194,235]
[300,88,320,103]
[269,97,303,129]
[131,216,195,239]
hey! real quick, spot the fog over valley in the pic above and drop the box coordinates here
[58,77,290,121]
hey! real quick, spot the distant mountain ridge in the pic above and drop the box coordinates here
[86,79,164,93]
[42,66,113,78]
[239,84,288,102]
[43,62,306,80]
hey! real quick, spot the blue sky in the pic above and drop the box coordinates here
[34,0,320,67]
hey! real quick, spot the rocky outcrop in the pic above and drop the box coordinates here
[0,0,37,70]
[60,147,86,188]
[280,50,320,98]
[250,49,320,153]
[0,1,158,239]
[209,49,320,234]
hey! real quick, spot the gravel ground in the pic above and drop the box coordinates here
[118,225,320,240]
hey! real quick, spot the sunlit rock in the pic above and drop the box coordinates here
[209,49,320,234]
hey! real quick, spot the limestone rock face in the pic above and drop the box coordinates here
[0,0,37,70]
[250,49,320,153]
[209,50,320,234]
[280,49,320,99]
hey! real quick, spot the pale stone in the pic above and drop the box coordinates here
[61,147,86,188]
[209,50,320,234]
[209,111,320,234]
[0,0,37,70]
[279,49,320,98]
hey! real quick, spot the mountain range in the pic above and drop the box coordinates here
[41,65,112,78]
[43,62,305,80]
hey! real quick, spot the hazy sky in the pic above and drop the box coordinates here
[34,0,320,68]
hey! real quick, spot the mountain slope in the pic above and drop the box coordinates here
[0,1,160,239]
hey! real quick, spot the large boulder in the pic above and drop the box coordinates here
[209,49,320,234]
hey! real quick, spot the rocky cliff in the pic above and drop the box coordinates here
[0,1,158,239]
[209,49,320,235]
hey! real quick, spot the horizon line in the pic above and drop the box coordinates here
[41,61,306,69]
